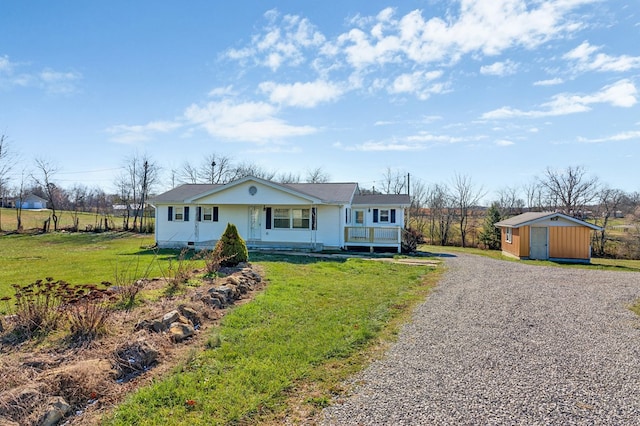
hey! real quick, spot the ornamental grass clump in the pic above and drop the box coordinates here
[67,288,111,344]
[214,223,248,267]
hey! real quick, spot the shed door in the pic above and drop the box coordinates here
[530,227,548,260]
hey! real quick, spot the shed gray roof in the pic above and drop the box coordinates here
[495,212,601,230]
[352,194,411,206]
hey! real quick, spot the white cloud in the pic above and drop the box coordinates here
[226,10,326,71]
[227,1,594,94]
[39,68,82,94]
[106,120,183,144]
[334,0,595,69]
[259,79,344,108]
[578,130,640,143]
[564,41,640,73]
[482,79,637,119]
[388,70,445,99]
[480,60,518,76]
[0,55,14,73]
[533,77,564,86]
[208,85,236,98]
[183,99,316,142]
[0,56,82,94]
[343,140,425,152]
[406,132,465,144]
[495,139,515,146]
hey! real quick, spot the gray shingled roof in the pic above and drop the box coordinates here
[495,212,602,230]
[150,184,221,203]
[150,181,359,204]
[352,194,411,206]
[284,183,358,203]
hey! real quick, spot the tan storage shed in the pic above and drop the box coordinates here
[495,212,602,263]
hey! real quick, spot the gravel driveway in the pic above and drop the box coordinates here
[321,254,640,425]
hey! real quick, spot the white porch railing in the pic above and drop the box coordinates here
[344,226,401,244]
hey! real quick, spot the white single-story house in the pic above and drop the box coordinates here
[151,176,410,252]
[15,194,48,210]
[495,212,602,263]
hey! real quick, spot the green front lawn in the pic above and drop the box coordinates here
[0,232,173,302]
[106,254,439,425]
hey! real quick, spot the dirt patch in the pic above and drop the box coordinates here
[0,263,265,425]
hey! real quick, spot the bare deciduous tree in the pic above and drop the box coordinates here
[0,134,14,230]
[381,167,408,194]
[496,186,524,218]
[538,166,599,217]
[232,161,276,181]
[179,161,199,184]
[120,153,159,233]
[593,187,626,256]
[32,157,60,231]
[276,172,301,184]
[427,183,454,246]
[451,173,485,248]
[14,169,28,231]
[305,167,330,183]
[524,181,544,212]
[199,153,234,184]
[409,177,429,234]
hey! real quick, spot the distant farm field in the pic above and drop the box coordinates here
[0,207,154,232]
[0,232,172,302]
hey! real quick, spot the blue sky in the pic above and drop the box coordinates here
[1,0,639,200]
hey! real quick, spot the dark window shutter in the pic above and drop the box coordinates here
[391,209,396,224]
[373,209,379,223]
[197,207,202,222]
[266,207,272,229]
[345,208,348,223]
[184,206,190,221]
[312,207,317,230]
[168,206,173,221]
[213,206,219,222]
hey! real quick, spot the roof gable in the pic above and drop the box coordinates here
[495,212,602,231]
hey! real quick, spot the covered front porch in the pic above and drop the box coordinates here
[344,226,403,253]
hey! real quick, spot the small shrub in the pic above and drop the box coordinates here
[114,280,143,311]
[402,227,424,253]
[214,223,248,267]
[205,331,222,349]
[196,243,236,276]
[10,278,75,339]
[112,256,154,310]
[67,293,111,344]
[165,248,194,294]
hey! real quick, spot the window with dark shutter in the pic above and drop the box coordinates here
[213,206,219,222]
[373,209,379,223]
[391,209,396,224]
[197,207,202,222]
[184,206,190,222]
[265,207,272,229]
[168,206,173,221]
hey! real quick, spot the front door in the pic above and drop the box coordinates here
[530,227,548,260]
[249,206,261,241]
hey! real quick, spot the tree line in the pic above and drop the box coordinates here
[1,134,639,258]
[404,166,640,259]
